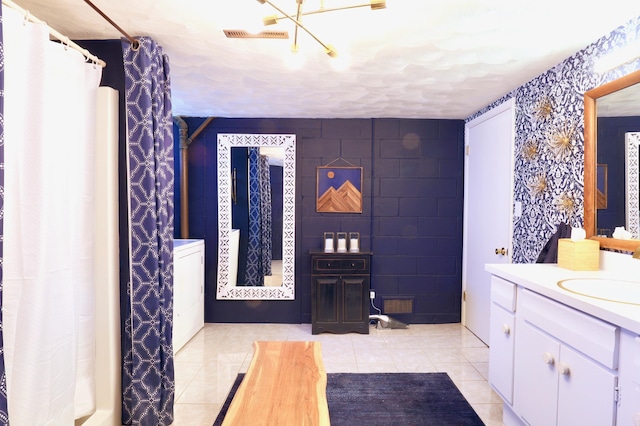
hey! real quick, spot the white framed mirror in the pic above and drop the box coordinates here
[625,133,640,237]
[216,134,296,300]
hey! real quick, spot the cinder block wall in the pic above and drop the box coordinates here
[177,117,464,324]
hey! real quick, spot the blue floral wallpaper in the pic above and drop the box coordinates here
[468,16,640,263]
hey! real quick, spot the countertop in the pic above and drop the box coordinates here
[485,263,640,335]
[174,239,204,249]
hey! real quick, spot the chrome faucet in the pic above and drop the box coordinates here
[634,246,640,259]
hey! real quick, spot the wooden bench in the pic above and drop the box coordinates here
[222,341,330,425]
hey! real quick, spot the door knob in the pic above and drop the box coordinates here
[495,247,507,256]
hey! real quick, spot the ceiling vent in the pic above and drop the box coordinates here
[223,29,289,39]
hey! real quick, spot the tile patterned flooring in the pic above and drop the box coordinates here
[173,323,504,425]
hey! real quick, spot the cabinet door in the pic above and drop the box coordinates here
[617,331,640,426]
[514,320,559,426]
[489,304,515,404]
[313,277,340,323]
[342,277,368,323]
[557,344,617,426]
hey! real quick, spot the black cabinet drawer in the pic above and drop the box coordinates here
[313,257,369,274]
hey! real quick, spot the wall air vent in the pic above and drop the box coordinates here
[223,29,289,39]
[383,297,414,314]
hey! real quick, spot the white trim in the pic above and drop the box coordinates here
[466,99,516,128]
[216,134,296,300]
[626,132,640,239]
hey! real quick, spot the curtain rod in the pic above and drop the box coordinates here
[83,0,139,49]
[2,0,106,67]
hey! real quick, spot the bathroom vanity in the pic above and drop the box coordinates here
[173,239,205,353]
[486,255,640,426]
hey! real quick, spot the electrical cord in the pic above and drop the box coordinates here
[370,297,381,315]
[369,297,382,325]
[369,294,382,325]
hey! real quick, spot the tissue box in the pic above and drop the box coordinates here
[557,239,600,271]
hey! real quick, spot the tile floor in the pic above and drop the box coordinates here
[173,322,504,425]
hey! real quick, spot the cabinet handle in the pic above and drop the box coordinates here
[502,324,511,335]
[542,352,555,365]
[557,362,570,376]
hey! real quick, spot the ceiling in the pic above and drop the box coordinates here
[8,0,640,119]
[598,83,640,117]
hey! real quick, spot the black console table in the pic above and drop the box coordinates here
[310,250,372,335]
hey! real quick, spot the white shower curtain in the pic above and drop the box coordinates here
[1,5,102,425]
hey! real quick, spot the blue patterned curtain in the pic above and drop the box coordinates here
[0,7,9,425]
[259,155,273,277]
[121,37,175,426]
[244,149,272,286]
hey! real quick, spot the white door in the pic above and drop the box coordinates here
[463,99,514,344]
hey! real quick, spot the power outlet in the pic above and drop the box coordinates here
[370,290,376,299]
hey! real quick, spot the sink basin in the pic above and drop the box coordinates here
[557,278,640,305]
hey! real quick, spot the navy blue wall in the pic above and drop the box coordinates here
[597,116,640,236]
[372,119,465,323]
[177,117,464,324]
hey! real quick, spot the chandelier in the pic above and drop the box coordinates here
[256,0,387,58]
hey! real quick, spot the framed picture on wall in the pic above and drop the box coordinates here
[316,166,363,213]
[596,163,607,209]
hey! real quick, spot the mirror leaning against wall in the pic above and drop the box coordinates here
[216,134,296,300]
[584,69,640,252]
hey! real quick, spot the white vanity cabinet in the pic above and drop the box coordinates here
[486,259,640,426]
[488,276,517,404]
[488,275,621,426]
[514,288,618,426]
[617,330,640,425]
[173,239,205,353]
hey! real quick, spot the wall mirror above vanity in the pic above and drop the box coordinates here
[216,134,296,300]
[584,69,640,252]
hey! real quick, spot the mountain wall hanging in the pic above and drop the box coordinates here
[316,165,363,213]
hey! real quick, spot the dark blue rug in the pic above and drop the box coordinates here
[214,372,484,425]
